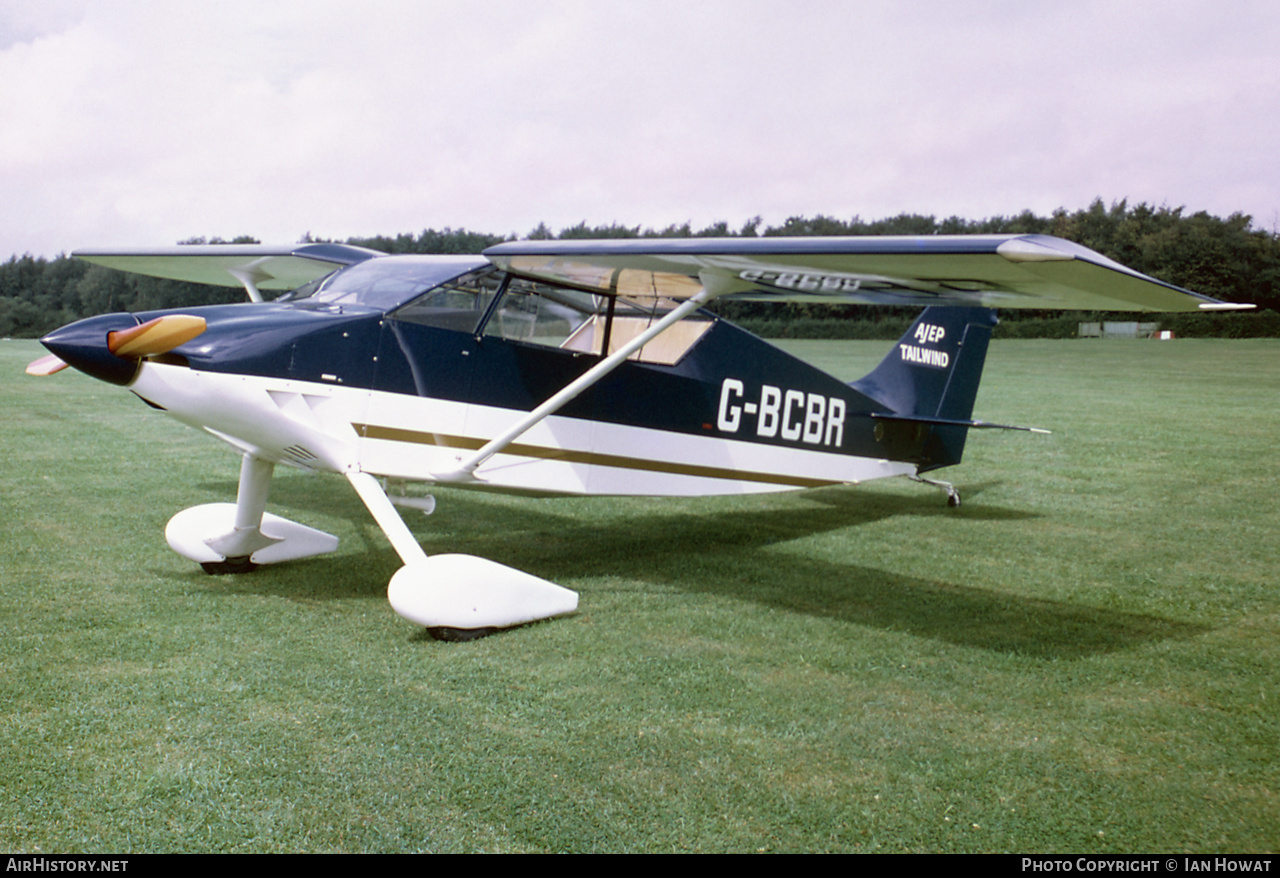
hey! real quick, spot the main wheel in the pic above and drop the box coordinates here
[200,556,258,575]
[426,626,499,642]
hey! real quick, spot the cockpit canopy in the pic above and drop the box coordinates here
[279,255,488,310]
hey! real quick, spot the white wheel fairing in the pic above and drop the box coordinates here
[166,503,339,564]
[387,555,579,630]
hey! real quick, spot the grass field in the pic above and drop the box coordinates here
[1,336,1277,853]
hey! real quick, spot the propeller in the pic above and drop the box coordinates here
[27,313,206,379]
[107,314,206,358]
[25,353,70,376]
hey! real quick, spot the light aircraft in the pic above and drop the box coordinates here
[27,235,1252,639]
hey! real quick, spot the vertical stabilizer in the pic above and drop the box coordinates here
[849,307,998,471]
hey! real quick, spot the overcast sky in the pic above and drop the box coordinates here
[2,0,1277,258]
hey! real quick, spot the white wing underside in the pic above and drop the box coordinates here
[73,235,1250,312]
[484,235,1249,312]
[74,243,383,291]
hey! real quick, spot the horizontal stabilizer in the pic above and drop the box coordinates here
[870,413,1051,434]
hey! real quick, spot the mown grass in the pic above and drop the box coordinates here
[1,337,1276,853]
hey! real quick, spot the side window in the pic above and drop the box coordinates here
[483,277,602,346]
[390,269,503,333]
[394,269,712,366]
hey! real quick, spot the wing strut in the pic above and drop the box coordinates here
[434,286,716,483]
[347,471,431,566]
[226,267,265,303]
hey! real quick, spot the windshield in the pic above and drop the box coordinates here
[277,256,487,310]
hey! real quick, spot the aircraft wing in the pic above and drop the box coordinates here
[73,242,385,291]
[484,234,1250,312]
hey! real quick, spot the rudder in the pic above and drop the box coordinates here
[849,307,998,471]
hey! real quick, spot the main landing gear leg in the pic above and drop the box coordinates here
[909,473,962,508]
[198,454,276,573]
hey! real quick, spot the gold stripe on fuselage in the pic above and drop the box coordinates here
[352,423,841,489]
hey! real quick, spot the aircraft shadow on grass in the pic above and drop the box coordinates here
[183,477,1206,660]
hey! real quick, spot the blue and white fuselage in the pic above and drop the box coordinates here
[110,254,959,499]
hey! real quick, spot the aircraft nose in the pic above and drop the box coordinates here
[41,313,144,385]
[39,312,207,385]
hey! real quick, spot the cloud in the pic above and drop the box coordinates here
[2,0,1277,256]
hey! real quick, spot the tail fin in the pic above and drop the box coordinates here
[849,307,998,472]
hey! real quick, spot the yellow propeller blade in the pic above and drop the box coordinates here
[26,353,70,376]
[107,314,206,358]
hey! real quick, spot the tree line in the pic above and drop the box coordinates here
[3,200,1277,339]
